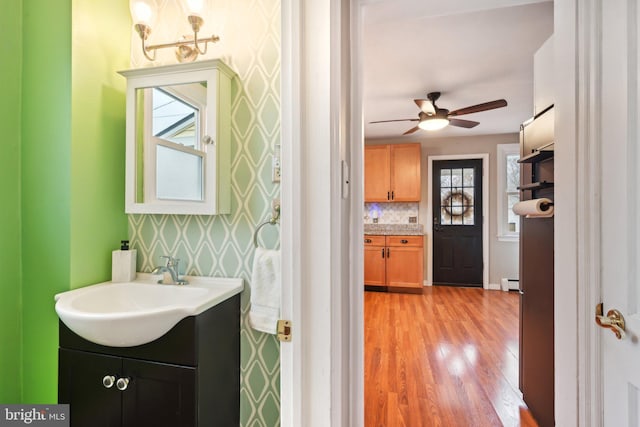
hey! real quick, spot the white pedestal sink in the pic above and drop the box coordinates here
[54,273,243,347]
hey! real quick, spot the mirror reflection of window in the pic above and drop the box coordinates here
[138,82,208,202]
[152,88,199,148]
[156,145,203,201]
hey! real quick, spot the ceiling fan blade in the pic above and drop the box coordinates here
[370,118,419,124]
[403,126,421,135]
[448,118,480,128]
[414,99,435,115]
[448,99,508,117]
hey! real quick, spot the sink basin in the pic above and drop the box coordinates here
[55,273,243,347]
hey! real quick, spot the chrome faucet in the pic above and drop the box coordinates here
[151,256,189,285]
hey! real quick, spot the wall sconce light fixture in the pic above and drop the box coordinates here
[130,0,220,62]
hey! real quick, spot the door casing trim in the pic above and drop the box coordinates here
[427,154,490,288]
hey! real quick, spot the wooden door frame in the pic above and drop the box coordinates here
[427,154,490,289]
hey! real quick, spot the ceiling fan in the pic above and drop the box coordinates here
[370,92,508,135]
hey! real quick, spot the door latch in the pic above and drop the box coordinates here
[277,320,292,342]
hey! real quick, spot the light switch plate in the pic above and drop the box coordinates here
[272,153,281,183]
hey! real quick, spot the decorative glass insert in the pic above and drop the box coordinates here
[440,167,475,225]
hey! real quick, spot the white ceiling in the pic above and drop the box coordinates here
[362,0,554,139]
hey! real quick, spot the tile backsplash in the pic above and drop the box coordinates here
[364,202,419,224]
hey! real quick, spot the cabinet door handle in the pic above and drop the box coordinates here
[400,239,409,244]
[381,248,385,258]
[102,375,116,389]
[387,248,390,258]
[391,191,394,200]
[365,238,372,244]
[387,191,390,200]
[116,377,130,391]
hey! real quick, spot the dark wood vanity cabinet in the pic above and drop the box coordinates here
[58,295,240,427]
[59,350,196,427]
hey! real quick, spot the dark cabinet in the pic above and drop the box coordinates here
[59,294,240,427]
[59,349,196,427]
[518,105,554,427]
[59,350,122,426]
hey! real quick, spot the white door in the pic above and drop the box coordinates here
[600,1,640,424]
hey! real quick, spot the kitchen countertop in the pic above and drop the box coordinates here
[364,224,424,236]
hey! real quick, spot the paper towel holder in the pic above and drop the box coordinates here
[513,198,554,218]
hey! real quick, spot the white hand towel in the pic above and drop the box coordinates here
[249,247,281,334]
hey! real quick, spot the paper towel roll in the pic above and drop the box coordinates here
[512,198,554,218]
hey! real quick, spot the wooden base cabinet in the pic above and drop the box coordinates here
[364,235,424,292]
[364,236,386,286]
[58,295,240,427]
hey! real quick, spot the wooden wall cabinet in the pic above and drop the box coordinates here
[364,143,421,202]
[364,235,424,292]
[59,295,240,427]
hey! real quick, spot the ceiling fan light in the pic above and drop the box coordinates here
[419,117,449,131]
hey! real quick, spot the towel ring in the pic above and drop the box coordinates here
[253,204,280,248]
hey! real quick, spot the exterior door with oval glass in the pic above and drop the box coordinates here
[432,159,483,286]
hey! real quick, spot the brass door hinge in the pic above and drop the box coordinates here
[277,320,292,342]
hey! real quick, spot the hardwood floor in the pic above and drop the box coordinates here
[365,286,539,427]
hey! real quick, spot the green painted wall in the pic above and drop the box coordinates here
[20,0,129,402]
[70,0,129,288]
[21,0,72,403]
[0,0,24,404]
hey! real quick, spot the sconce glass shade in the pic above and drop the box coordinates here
[129,0,158,27]
[181,0,207,18]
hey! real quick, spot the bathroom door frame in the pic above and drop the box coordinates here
[280,0,363,426]
[280,1,598,427]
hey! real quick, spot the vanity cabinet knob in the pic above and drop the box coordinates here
[364,238,372,243]
[401,239,409,244]
[102,375,116,389]
[116,377,130,391]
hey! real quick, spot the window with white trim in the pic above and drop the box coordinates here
[497,143,520,241]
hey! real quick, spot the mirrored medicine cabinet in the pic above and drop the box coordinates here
[119,59,236,215]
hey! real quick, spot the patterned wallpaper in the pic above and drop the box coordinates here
[364,202,420,224]
[128,0,281,425]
